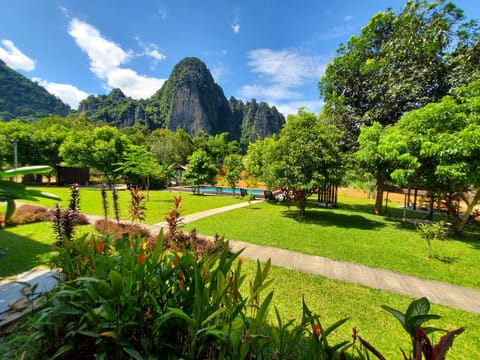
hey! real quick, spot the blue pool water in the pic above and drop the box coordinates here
[188,186,264,196]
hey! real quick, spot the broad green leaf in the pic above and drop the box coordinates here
[109,270,124,299]
[323,317,349,338]
[1,165,53,178]
[405,297,430,324]
[5,199,15,220]
[123,347,145,360]
[51,344,73,360]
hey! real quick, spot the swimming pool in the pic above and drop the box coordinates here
[187,186,265,196]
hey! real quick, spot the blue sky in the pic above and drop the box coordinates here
[1,1,479,116]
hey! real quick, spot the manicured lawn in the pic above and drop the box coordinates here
[0,222,93,278]
[240,260,480,359]
[27,186,244,224]
[185,198,480,289]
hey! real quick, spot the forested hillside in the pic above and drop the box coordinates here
[0,59,71,121]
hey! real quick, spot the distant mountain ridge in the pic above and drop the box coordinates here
[78,57,285,145]
[0,57,285,145]
[0,59,71,121]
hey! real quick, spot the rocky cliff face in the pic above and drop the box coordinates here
[158,57,240,138]
[77,57,285,143]
[230,98,285,146]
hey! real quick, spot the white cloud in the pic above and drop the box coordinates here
[0,40,36,71]
[69,18,130,78]
[33,78,89,109]
[107,68,165,99]
[134,36,167,68]
[239,48,327,117]
[211,63,229,82]
[246,48,325,89]
[147,47,166,62]
[232,23,240,34]
[68,18,166,99]
[344,15,354,22]
[240,48,326,102]
[240,84,302,101]
[275,100,324,118]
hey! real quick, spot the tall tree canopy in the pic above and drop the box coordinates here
[59,125,129,185]
[320,0,479,215]
[319,0,477,152]
[248,109,343,217]
[381,80,480,232]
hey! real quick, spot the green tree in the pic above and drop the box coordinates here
[354,122,417,215]
[30,116,83,169]
[60,126,129,186]
[319,0,476,214]
[120,124,150,146]
[382,80,480,233]
[244,135,277,187]
[224,154,244,197]
[115,144,161,197]
[267,109,343,217]
[182,150,217,195]
[149,128,193,165]
[208,132,239,164]
[0,120,34,168]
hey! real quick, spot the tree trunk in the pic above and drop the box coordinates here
[374,178,385,215]
[456,190,480,233]
[298,190,307,218]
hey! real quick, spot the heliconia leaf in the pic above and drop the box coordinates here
[415,327,432,359]
[100,331,118,339]
[323,317,349,338]
[50,344,73,360]
[123,347,145,360]
[432,327,464,359]
[409,314,441,330]
[358,335,387,360]
[109,270,123,299]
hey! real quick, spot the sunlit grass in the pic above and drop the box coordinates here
[240,259,480,359]
[0,222,91,278]
[185,197,480,289]
[27,186,244,224]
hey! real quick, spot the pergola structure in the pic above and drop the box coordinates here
[317,182,338,208]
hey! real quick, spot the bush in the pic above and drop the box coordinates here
[7,204,49,225]
[94,219,151,241]
[6,204,89,226]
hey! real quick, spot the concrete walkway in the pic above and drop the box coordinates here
[2,200,480,318]
[153,200,263,227]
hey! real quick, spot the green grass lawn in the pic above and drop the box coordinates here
[0,222,93,278]
[240,260,480,359]
[27,186,244,224]
[184,198,480,289]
